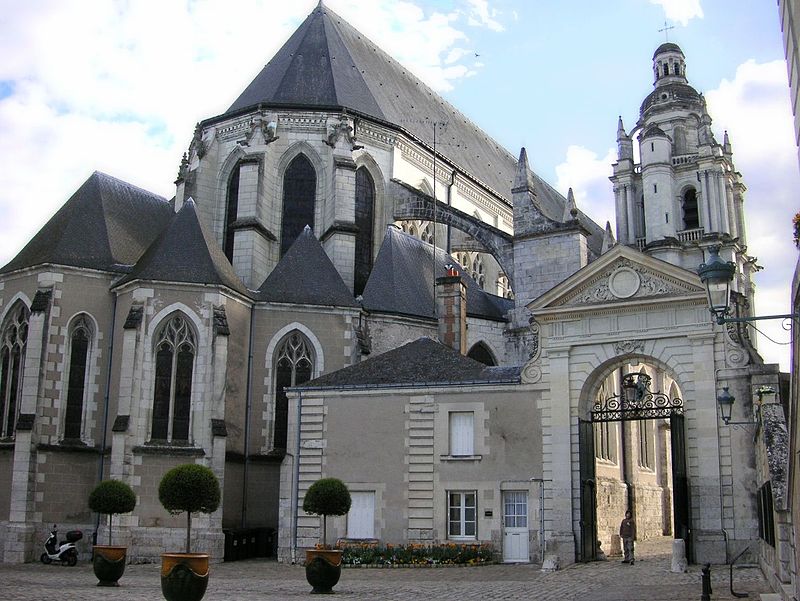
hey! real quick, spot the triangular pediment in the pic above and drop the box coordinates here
[528,245,705,312]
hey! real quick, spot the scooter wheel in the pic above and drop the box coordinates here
[40,553,52,565]
[64,550,78,567]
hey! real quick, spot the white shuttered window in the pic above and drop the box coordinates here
[449,412,474,456]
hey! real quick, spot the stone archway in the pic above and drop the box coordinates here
[389,179,515,286]
[577,357,690,564]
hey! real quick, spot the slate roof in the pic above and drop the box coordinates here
[114,199,249,296]
[297,337,521,389]
[222,3,575,216]
[257,225,359,307]
[640,82,701,117]
[1,172,173,274]
[361,226,512,321]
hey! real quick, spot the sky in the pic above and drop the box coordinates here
[0,0,796,370]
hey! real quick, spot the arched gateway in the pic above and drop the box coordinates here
[577,363,691,563]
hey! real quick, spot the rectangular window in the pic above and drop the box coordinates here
[448,491,477,539]
[638,420,654,469]
[594,421,616,463]
[503,491,528,528]
[449,412,474,456]
[758,482,775,547]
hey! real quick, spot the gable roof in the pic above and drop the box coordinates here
[114,199,249,296]
[257,225,359,307]
[527,244,705,313]
[297,337,520,390]
[361,226,512,321]
[222,3,575,215]
[1,172,173,275]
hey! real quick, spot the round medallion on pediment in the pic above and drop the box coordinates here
[608,267,641,299]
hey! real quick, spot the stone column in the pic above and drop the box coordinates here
[542,348,575,564]
[625,185,636,242]
[698,171,712,232]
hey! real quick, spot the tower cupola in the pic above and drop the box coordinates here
[653,42,687,86]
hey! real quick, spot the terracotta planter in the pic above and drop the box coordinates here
[160,553,209,601]
[305,549,342,594]
[93,545,127,586]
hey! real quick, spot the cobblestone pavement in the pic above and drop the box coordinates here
[0,538,774,600]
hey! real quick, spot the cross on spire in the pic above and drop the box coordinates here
[658,21,675,42]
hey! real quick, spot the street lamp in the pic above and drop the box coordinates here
[716,387,735,425]
[697,246,735,324]
[716,385,776,426]
[697,246,798,325]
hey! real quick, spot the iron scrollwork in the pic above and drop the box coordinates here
[591,373,683,422]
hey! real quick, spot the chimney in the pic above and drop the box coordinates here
[436,267,467,354]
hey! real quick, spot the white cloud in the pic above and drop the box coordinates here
[649,0,703,26]
[465,0,505,32]
[555,145,618,231]
[705,59,799,369]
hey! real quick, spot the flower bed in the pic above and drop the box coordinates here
[340,542,494,567]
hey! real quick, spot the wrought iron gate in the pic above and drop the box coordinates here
[578,419,597,562]
[578,372,689,562]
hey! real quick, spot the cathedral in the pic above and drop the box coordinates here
[0,2,788,582]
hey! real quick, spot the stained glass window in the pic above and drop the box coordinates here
[151,315,195,442]
[223,164,240,262]
[281,155,316,257]
[64,317,91,440]
[354,167,375,296]
[0,303,28,438]
[273,332,313,450]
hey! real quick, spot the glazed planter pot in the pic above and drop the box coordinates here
[160,553,210,601]
[93,545,127,586]
[305,549,343,594]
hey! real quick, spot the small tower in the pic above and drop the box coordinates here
[609,42,755,314]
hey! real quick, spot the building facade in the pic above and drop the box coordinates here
[0,3,785,577]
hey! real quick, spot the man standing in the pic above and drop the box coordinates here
[619,510,636,564]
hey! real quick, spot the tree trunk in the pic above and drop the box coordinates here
[186,512,192,554]
[322,514,327,548]
[108,514,113,546]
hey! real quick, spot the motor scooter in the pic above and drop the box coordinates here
[40,524,82,566]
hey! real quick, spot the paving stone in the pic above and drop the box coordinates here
[0,537,773,600]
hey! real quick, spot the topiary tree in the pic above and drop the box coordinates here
[158,464,220,553]
[88,479,137,545]
[302,478,351,548]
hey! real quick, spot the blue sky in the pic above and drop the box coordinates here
[0,0,796,368]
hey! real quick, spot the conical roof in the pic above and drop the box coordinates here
[361,226,511,321]
[1,172,172,274]
[115,199,248,296]
[222,3,570,211]
[257,225,359,307]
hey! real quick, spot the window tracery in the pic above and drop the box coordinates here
[0,303,28,438]
[151,315,195,443]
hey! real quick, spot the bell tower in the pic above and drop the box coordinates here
[610,42,754,311]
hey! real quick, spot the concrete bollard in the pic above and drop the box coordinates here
[671,538,688,573]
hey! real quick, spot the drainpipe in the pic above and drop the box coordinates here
[291,390,303,564]
[94,292,117,544]
[241,302,255,528]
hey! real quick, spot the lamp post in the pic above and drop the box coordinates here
[697,246,798,325]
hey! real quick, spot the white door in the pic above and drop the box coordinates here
[347,491,375,539]
[503,491,529,563]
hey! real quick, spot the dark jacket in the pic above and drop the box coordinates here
[619,517,636,540]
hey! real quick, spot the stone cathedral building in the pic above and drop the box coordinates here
[0,2,787,580]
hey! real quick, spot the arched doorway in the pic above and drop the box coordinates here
[578,361,691,564]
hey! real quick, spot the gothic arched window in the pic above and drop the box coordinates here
[467,342,496,366]
[0,303,29,438]
[281,154,316,257]
[223,163,240,262]
[151,315,195,443]
[273,332,314,450]
[63,316,92,440]
[354,167,375,296]
[497,274,513,299]
[682,188,700,230]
